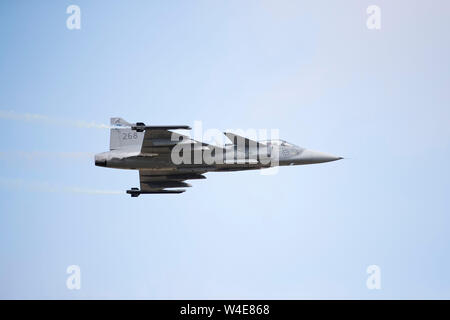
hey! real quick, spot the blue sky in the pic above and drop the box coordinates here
[0,0,449,299]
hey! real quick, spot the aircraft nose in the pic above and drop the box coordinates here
[297,149,343,164]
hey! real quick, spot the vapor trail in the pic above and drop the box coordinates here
[0,110,111,129]
[0,151,95,161]
[0,178,122,195]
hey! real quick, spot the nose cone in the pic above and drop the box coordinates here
[297,149,343,164]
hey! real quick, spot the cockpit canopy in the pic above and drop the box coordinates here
[260,139,294,147]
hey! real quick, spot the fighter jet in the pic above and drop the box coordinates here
[95,118,342,197]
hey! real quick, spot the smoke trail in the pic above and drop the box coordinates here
[0,110,111,129]
[0,151,95,161]
[65,186,123,195]
[0,178,122,195]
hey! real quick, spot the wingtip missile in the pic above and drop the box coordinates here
[126,188,186,197]
[131,122,191,132]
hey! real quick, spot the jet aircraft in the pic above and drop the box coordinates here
[95,118,342,197]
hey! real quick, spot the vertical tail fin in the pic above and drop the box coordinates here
[110,117,133,127]
[109,117,144,150]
